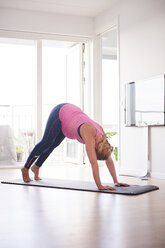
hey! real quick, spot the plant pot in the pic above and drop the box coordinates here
[17,153,23,162]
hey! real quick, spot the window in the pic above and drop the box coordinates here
[0,37,87,165]
[101,27,119,163]
[0,38,36,164]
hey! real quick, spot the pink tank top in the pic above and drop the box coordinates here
[59,104,104,144]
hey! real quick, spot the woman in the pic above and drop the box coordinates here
[21,103,129,190]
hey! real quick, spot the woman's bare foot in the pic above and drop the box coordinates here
[31,164,42,180]
[21,167,33,182]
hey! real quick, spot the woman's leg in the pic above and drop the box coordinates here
[31,130,65,180]
[21,104,66,182]
[35,130,65,167]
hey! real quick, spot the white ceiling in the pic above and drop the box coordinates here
[0,0,117,17]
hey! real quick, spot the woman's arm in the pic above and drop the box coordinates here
[82,123,115,190]
[106,156,130,187]
[85,140,102,189]
[105,156,118,183]
[85,142,115,190]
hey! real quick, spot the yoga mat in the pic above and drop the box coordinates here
[1,179,159,195]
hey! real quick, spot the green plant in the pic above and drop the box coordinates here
[16,145,24,154]
[106,132,117,138]
[113,147,118,161]
[105,132,118,161]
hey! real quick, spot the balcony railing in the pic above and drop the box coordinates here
[0,104,64,165]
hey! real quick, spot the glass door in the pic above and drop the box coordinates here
[101,27,119,164]
[42,40,84,164]
[65,43,84,164]
[0,38,36,165]
[0,37,88,167]
[42,40,76,164]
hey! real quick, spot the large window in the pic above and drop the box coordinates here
[42,40,78,163]
[101,27,119,163]
[0,38,36,165]
[0,37,86,166]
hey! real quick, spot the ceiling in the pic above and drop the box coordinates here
[0,0,117,17]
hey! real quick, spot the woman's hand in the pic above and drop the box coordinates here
[98,185,116,191]
[114,182,130,187]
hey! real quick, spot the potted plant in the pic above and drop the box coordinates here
[16,145,24,162]
[106,132,118,161]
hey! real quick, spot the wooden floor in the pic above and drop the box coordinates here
[0,163,165,248]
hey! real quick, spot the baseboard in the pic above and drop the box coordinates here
[118,168,147,178]
[151,172,165,180]
[119,168,165,180]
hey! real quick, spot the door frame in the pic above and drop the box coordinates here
[64,43,86,164]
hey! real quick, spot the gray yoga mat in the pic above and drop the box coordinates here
[1,178,159,195]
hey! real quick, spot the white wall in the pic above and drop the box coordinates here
[95,0,165,177]
[0,7,94,38]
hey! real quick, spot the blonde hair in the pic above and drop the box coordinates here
[95,137,113,160]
